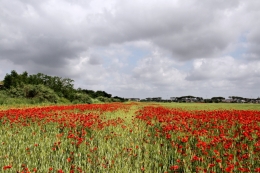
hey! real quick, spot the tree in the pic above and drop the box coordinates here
[3,70,21,89]
[96,90,112,98]
[27,73,75,100]
[82,89,97,98]
[196,97,204,102]
[113,96,125,102]
[211,97,225,103]
[1,70,119,104]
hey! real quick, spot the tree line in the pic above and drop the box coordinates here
[140,96,260,103]
[0,70,125,105]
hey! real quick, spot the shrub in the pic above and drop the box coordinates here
[58,97,71,104]
[97,96,112,103]
[7,84,59,103]
[8,86,25,98]
[0,90,8,105]
[72,93,92,104]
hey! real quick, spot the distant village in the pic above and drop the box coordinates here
[126,96,260,103]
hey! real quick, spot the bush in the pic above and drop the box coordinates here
[8,86,25,98]
[58,97,71,104]
[111,98,121,102]
[0,91,8,105]
[72,93,92,104]
[28,85,59,103]
[7,84,59,103]
[2,98,32,105]
[97,96,112,103]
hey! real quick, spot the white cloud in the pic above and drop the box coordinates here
[187,56,260,81]
[186,56,260,97]
[133,51,187,86]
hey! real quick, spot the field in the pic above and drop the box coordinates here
[1,103,260,172]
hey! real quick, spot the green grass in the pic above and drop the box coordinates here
[159,102,260,110]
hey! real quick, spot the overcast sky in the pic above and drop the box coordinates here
[1,0,260,99]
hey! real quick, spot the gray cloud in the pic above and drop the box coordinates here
[83,0,244,60]
[1,0,260,98]
[0,0,88,70]
[88,54,102,65]
[0,0,258,66]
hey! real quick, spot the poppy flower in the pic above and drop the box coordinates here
[3,165,12,170]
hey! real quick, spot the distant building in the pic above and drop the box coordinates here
[146,98,152,101]
[223,99,232,103]
[151,97,162,101]
[126,98,140,102]
[170,97,176,101]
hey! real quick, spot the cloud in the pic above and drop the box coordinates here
[87,54,102,65]
[0,0,257,65]
[0,0,88,71]
[83,0,245,60]
[186,56,260,97]
[186,56,260,81]
[132,51,187,87]
[1,0,260,98]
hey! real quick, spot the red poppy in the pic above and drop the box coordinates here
[170,165,179,170]
[3,165,12,170]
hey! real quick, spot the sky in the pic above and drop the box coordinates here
[1,0,260,99]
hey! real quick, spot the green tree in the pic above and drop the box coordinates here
[211,97,225,103]
[3,70,19,88]
[82,89,97,98]
[96,90,112,98]
[2,70,119,104]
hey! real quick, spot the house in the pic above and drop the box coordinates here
[126,98,140,102]
[223,99,232,103]
[170,97,176,101]
[151,97,162,101]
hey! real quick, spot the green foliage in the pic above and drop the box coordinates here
[72,92,92,104]
[211,97,225,103]
[0,90,8,105]
[111,98,122,102]
[8,86,25,98]
[113,96,125,102]
[204,99,212,103]
[8,84,59,103]
[58,97,71,104]
[81,89,97,98]
[0,89,37,105]
[1,70,119,105]
[3,70,75,101]
[96,90,112,98]
[97,96,112,103]
[28,85,59,103]
[81,89,112,98]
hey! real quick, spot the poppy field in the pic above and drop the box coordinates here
[1,103,260,172]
